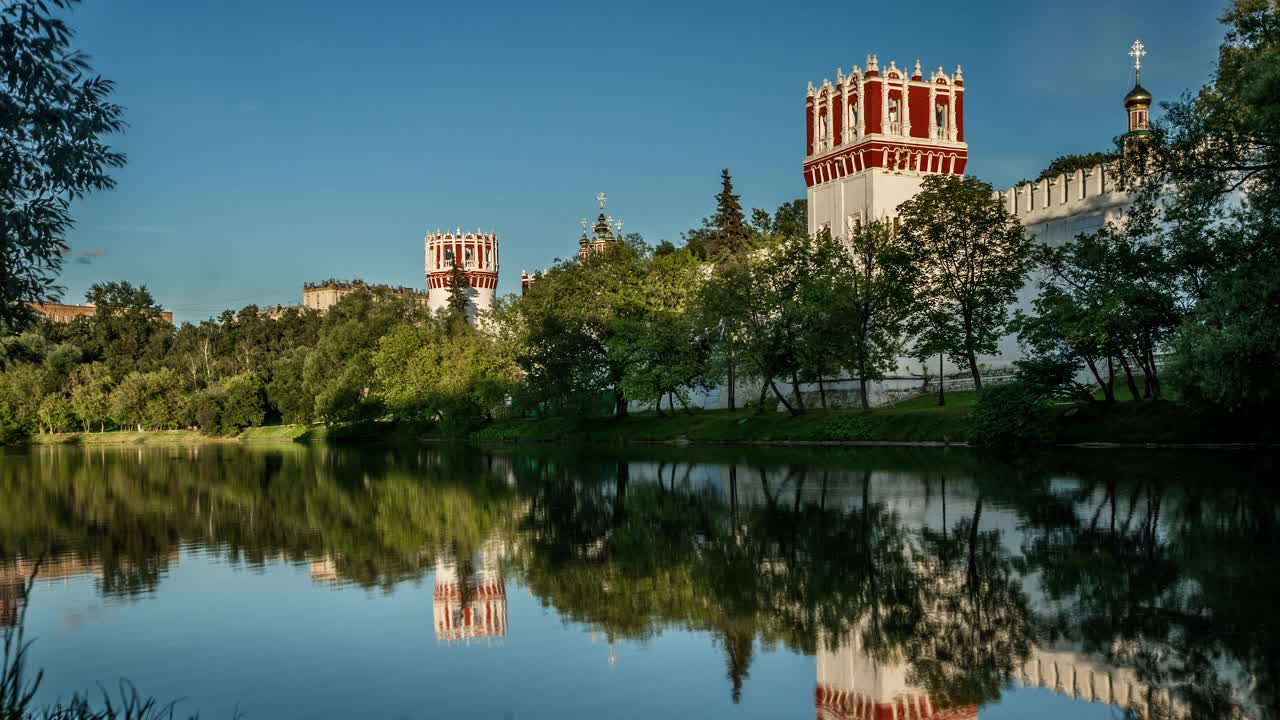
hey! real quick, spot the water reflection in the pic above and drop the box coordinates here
[0,444,1275,719]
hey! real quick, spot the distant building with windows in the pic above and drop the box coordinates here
[30,302,173,324]
[300,279,429,314]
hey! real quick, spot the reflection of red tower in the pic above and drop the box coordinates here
[432,548,507,642]
[815,634,977,720]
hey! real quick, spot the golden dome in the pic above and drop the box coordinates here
[1124,82,1152,108]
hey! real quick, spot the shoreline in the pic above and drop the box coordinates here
[20,427,1278,452]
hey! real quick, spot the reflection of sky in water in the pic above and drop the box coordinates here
[17,548,1118,720]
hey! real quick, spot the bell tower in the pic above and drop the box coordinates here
[804,54,968,238]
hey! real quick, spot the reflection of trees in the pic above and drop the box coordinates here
[3,444,1276,717]
[907,492,1033,707]
[0,446,520,593]
[1012,459,1280,720]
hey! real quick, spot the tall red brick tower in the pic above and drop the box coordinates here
[804,55,968,238]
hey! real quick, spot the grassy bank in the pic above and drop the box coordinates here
[473,392,1275,447]
[24,392,1274,448]
[474,394,976,445]
[30,424,311,446]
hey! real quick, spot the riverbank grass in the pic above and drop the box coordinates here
[30,424,310,445]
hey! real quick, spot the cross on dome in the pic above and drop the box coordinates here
[1129,39,1145,75]
[596,192,608,211]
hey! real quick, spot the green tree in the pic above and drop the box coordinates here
[1137,0,1280,412]
[373,322,517,430]
[81,281,172,378]
[303,286,426,423]
[513,242,650,418]
[837,221,914,409]
[36,391,73,434]
[898,175,1033,394]
[0,363,43,432]
[0,0,126,329]
[1036,216,1180,400]
[110,368,182,430]
[267,347,312,424]
[67,361,112,431]
[610,248,711,413]
[218,372,266,434]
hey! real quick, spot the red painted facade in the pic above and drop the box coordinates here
[803,57,967,189]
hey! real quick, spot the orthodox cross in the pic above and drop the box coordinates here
[596,192,607,211]
[579,218,588,232]
[1129,39,1145,76]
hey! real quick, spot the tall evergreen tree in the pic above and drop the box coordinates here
[446,263,472,329]
[710,169,751,263]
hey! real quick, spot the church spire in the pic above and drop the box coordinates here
[1123,39,1152,136]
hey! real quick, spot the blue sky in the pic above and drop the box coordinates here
[58,0,1223,323]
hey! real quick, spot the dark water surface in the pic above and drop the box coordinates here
[1,443,1276,719]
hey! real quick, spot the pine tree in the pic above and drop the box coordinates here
[446,263,472,329]
[710,169,751,263]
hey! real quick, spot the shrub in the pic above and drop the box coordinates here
[969,382,1053,448]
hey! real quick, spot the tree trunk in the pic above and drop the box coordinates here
[1145,345,1162,398]
[726,354,736,411]
[858,357,870,411]
[756,378,770,415]
[769,380,797,415]
[937,353,946,406]
[1105,355,1117,403]
[614,387,628,418]
[817,375,827,409]
[1084,356,1110,403]
[1118,354,1141,401]
[966,346,983,394]
[789,369,807,414]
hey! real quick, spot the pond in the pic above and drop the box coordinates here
[1,443,1276,719]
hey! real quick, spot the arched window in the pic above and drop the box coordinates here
[819,115,830,149]
[935,103,947,140]
[849,99,859,137]
[888,98,901,135]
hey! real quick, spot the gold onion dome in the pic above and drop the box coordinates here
[1124,82,1152,108]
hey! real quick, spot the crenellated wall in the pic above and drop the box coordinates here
[993,163,1128,229]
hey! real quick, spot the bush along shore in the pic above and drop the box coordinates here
[25,391,1276,449]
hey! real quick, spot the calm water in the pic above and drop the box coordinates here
[1,443,1276,719]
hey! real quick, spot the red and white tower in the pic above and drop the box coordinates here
[805,55,967,237]
[424,229,499,320]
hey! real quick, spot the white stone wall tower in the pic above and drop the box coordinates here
[424,229,499,321]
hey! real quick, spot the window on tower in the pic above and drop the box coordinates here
[888,98,901,135]
[444,247,454,265]
[464,247,474,267]
[849,100,859,138]
[935,103,948,140]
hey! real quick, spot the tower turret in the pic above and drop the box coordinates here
[424,228,499,321]
[804,53,968,237]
